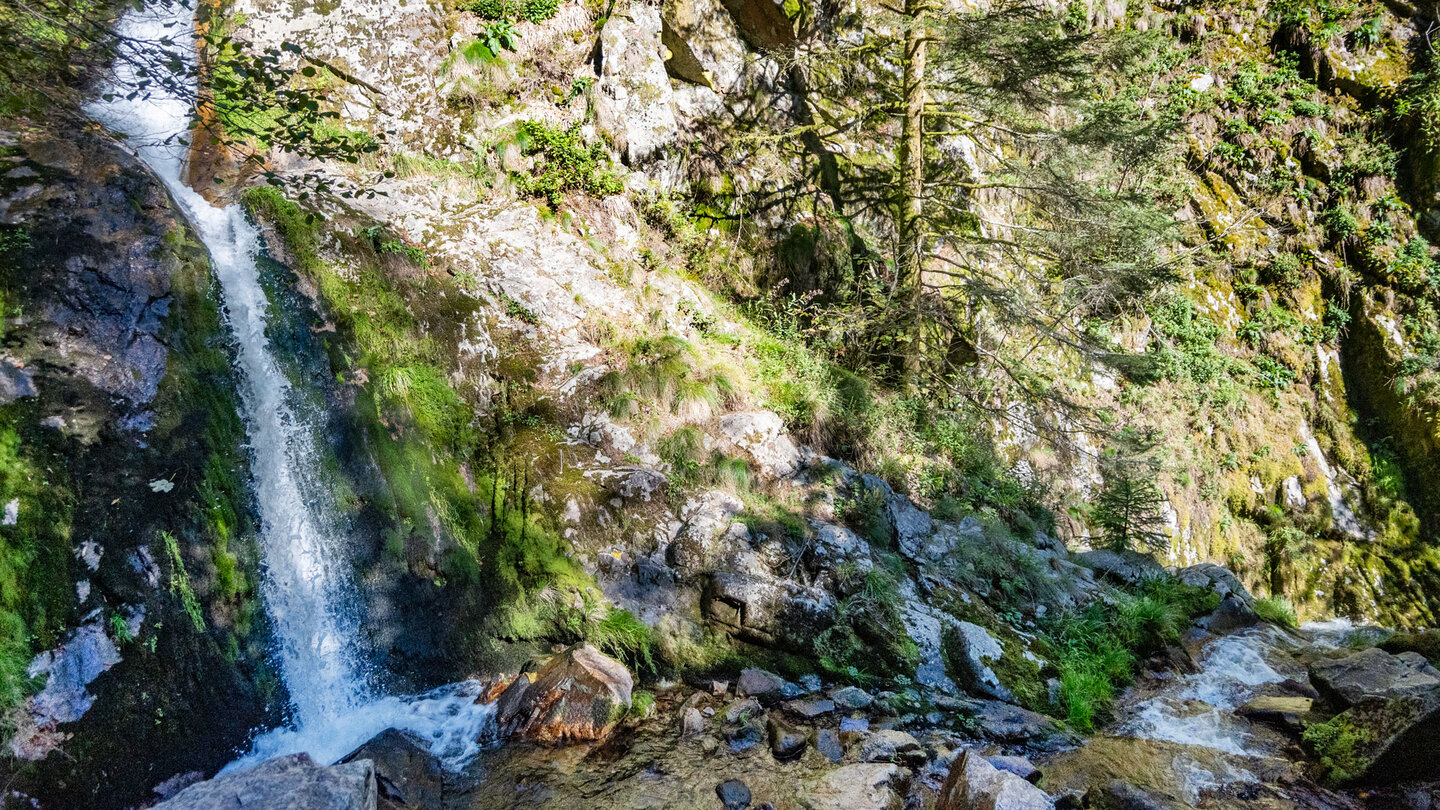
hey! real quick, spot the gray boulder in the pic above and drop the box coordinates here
[717,411,801,478]
[938,750,1053,810]
[1074,549,1165,585]
[858,729,926,767]
[341,729,442,810]
[946,621,1013,701]
[1177,562,1254,606]
[704,570,836,647]
[888,495,935,561]
[1311,647,1440,710]
[152,754,377,810]
[738,668,787,701]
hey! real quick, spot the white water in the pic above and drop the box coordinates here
[1120,627,1294,757]
[88,2,493,770]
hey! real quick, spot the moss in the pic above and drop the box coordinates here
[1303,713,1371,784]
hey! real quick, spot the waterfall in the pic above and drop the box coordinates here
[88,1,493,770]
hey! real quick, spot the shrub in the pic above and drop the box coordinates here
[512,121,623,208]
[1254,595,1298,628]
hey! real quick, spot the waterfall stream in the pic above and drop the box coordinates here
[88,1,493,770]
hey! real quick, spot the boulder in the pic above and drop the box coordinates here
[717,778,752,809]
[858,729,926,767]
[152,753,377,810]
[970,700,1066,746]
[340,729,442,810]
[1195,593,1260,636]
[496,644,633,743]
[830,685,874,710]
[946,621,1013,701]
[787,698,835,718]
[817,728,844,763]
[595,3,679,164]
[1176,563,1254,606]
[1074,549,1164,585]
[717,411,801,478]
[681,706,705,737]
[804,763,903,810]
[1237,696,1313,731]
[738,668,788,702]
[768,716,807,760]
[938,750,1053,810]
[1310,648,1440,710]
[1380,630,1440,666]
[985,755,1041,784]
[1303,648,1440,785]
[669,490,747,578]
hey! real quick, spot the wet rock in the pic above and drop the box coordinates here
[947,621,1013,701]
[727,719,766,752]
[497,644,633,743]
[1082,780,1182,810]
[787,698,835,718]
[1196,593,1260,635]
[768,717,807,760]
[341,728,441,810]
[986,754,1041,784]
[1237,696,1313,731]
[817,728,844,763]
[1074,549,1164,585]
[831,685,875,710]
[0,360,36,404]
[1310,647,1440,710]
[717,778,752,809]
[799,673,822,692]
[717,411,800,478]
[804,763,903,810]
[595,3,678,164]
[681,707,705,737]
[971,700,1065,746]
[859,729,926,767]
[739,668,787,701]
[938,750,1053,810]
[151,753,377,810]
[840,715,870,732]
[9,621,121,759]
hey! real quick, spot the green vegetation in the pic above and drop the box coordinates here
[1254,594,1298,628]
[1042,577,1219,731]
[512,121,623,208]
[814,564,920,683]
[161,531,206,632]
[1303,714,1368,784]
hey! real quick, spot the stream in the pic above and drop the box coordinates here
[86,0,494,771]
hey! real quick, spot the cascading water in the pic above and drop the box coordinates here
[88,0,493,770]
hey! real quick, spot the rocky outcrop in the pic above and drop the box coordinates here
[8,621,122,759]
[1074,549,1165,585]
[496,644,634,743]
[596,3,680,165]
[341,729,444,810]
[152,754,377,810]
[1311,648,1440,709]
[946,621,1013,701]
[939,750,1054,810]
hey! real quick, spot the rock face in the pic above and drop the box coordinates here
[8,621,121,759]
[717,411,801,478]
[595,2,680,164]
[938,751,1053,810]
[152,754,377,810]
[496,644,634,743]
[1074,549,1165,585]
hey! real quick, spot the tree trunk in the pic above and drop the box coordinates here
[895,0,929,390]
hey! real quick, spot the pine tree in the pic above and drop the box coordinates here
[1092,430,1167,552]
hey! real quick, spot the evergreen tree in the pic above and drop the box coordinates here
[1092,430,1167,552]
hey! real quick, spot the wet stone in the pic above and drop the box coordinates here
[830,685,874,710]
[840,716,870,733]
[716,779,752,809]
[787,698,835,719]
[768,717,807,761]
[817,728,844,763]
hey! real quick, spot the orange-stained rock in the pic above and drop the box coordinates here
[496,644,633,743]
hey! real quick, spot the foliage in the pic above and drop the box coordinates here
[461,0,559,23]
[1254,594,1298,628]
[160,531,206,632]
[1042,576,1218,731]
[1093,430,1167,552]
[1303,714,1368,784]
[814,566,920,683]
[511,121,623,208]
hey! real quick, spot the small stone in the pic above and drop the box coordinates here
[816,728,843,763]
[780,680,806,698]
[768,717,807,761]
[724,697,763,724]
[799,674,822,692]
[830,685,874,711]
[727,721,764,752]
[786,698,835,719]
[716,779,751,809]
[711,680,730,696]
[681,707,705,737]
[702,706,715,717]
[985,754,1040,784]
[840,716,869,733]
